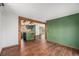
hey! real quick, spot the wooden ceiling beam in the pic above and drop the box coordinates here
[19,16,46,24]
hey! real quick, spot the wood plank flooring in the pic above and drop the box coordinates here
[1,39,79,56]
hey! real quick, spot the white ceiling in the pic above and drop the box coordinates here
[4,3,79,22]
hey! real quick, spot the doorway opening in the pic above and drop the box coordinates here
[18,16,47,48]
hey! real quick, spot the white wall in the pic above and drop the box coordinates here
[0,6,2,48]
[35,24,40,35]
[1,5,18,48]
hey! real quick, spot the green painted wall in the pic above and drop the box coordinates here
[47,13,79,49]
[27,33,35,40]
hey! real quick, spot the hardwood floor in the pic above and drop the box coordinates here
[1,39,79,56]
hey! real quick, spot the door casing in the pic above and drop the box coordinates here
[18,16,47,48]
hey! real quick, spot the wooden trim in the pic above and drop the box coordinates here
[18,16,46,48]
[45,23,47,40]
[19,16,46,24]
[18,16,21,48]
